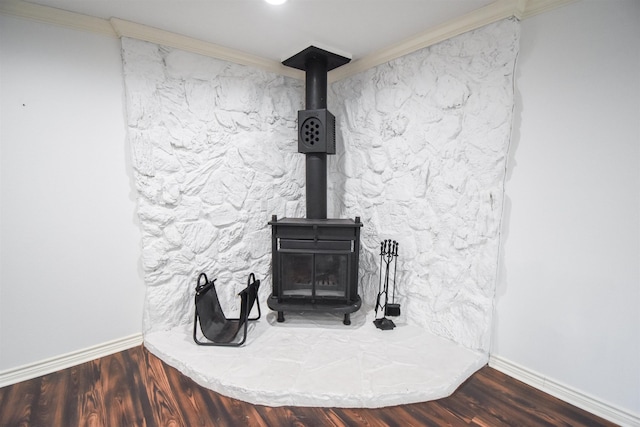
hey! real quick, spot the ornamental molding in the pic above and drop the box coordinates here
[0,0,577,82]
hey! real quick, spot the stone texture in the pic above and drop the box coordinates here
[121,18,520,353]
[146,310,487,408]
[121,38,303,332]
[328,18,520,351]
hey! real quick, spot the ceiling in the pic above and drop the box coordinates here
[26,0,495,63]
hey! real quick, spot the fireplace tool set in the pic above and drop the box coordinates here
[374,239,400,330]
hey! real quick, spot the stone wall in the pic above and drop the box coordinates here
[329,18,520,350]
[121,17,520,351]
[121,38,305,332]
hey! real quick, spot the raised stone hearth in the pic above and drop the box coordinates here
[145,311,486,407]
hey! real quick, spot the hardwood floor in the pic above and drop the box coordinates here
[0,346,616,427]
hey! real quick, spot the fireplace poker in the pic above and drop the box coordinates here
[375,240,385,317]
[382,240,393,312]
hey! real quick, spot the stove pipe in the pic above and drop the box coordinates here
[304,54,328,219]
[282,46,350,219]
[305,54,328,110]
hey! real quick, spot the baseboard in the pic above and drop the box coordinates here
[0,333,143,388]
[489,354,640,427]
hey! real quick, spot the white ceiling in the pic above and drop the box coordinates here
[26,0,494,63]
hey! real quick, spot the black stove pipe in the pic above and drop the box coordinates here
[282,46,350,220]
[306,153,327,219]
[305,54,328,110]
[304,54,328,219]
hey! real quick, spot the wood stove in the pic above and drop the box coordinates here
[267,46,362,325]
[269,216,362,325]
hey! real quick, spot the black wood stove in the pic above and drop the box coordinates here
[267,46,362,325]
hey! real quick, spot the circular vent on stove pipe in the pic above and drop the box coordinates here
[302,117,321,147]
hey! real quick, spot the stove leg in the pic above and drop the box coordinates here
[343,313,351,325]
[277,311,285,323]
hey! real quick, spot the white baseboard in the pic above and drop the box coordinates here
[489,354,640,427]
[0,333,143,388]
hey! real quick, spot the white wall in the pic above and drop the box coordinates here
[0,15,145,370]
[493,0,640,418]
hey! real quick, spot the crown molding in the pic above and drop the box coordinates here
[329,0,521,82]
[0,0,301,79]
[0,0,116,36]
[109,18,303,79]
[2,0,576,82]
[520,0,578,19]
[328,0,574,82]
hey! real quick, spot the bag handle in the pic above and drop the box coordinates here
[196,272,216,296]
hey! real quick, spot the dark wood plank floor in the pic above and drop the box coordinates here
[0,346,616,427]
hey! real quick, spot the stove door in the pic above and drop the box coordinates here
[279,240,351,301]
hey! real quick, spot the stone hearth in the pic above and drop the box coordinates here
[146,310,486,407]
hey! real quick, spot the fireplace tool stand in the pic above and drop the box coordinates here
[374,240,400,330]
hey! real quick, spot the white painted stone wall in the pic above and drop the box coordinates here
[329,18,520,350]
[121,17,519,352]
[121,38,305,332]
